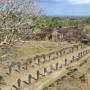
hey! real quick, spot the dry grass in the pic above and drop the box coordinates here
[0,41,77,61]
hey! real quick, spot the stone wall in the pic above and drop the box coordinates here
[51,25,85,42]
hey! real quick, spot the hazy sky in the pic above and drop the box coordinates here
[36,0,90,16]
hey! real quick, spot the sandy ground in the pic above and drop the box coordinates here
[0,44,90,90]
[24,48,90,90]
[42,54,90,90]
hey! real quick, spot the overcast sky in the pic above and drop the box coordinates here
[36,0,90,16]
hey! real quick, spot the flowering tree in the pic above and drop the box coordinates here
[0,0,42,58]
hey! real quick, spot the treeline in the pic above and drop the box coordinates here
[34,16,90,29]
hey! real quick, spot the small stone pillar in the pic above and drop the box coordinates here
[43,55,46,63]
[76,45,79,50]
[78,53,81,59]
[63,50,65,55]
[37,58,40,65]
[59,51,62,57]
[69,48,72,53]
[56,52,59,58]
[56,63,59,70]
[17,64,21,72]
[17,78,21,90]
[44,68,47,76]
[0,76,3,84]
[8,65,12,75]
[50,65,53,73]
[25,63,28,70]
[72,56,75,62]
[71,47,74,52]
[29,59,32,64]
[37,70,40,80]
[65,59,67,66]
[28,74,32,84]
[48,55,51,61]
